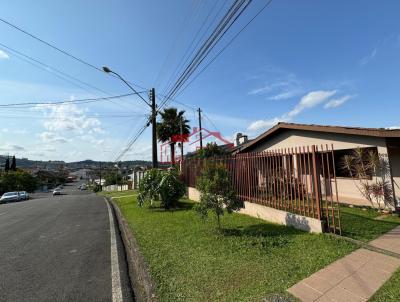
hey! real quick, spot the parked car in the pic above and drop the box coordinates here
[0,192,20,203]
[18,191,29,200]
[53,188,62,196]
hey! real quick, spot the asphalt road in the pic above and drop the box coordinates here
[0,183,134,302]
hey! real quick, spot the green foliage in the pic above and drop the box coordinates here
[10,156,16,171]
[195,162,242,229]
[340,205,400,242]
[111,192,356,301]
[341,147,395,210]
[34,170,67,186]
[104,172,124,186]
[92,183,102,192]
[4,157,10,172]
[137,169,162,206]
[197,142,228,158]
[0,171,38,193]
[370,267,400,301]
[156,107,190,163]
[138,168,185,209]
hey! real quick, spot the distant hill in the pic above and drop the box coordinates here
[0,155,152,170]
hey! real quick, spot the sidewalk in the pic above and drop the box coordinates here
[288,226,400,302]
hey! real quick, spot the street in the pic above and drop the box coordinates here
[0,184,134,302]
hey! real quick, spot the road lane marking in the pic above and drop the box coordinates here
[104,198,123,302]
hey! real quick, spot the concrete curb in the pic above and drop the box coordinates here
[106,197,158,302]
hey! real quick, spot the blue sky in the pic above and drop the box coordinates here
[0,0,399,162]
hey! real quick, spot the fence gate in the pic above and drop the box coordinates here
[182,144,341,234]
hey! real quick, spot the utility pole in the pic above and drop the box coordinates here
[198,108,203,150]
[99,162,102,191]
[150,88,158,168]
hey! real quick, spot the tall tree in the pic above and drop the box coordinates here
[10,156,16,171]
[4,157,10,172]
[157,108,190,164]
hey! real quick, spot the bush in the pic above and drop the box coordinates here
[92,183,102,192]
[0,171,38,194]
[138,168,185,209]
[194,162,242,229]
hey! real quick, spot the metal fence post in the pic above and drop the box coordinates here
[311,145,322,221]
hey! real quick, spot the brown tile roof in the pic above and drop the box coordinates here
[240,122,400,152]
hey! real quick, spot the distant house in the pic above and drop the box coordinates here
[239,122,400,208]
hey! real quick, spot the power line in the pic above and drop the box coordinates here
[159,0,224,95]
[114,120,150,162]
[158,0,253,111]
[176,0,274,98]
[0,17,147,90]
[0,42,147,113]
[0,93,140,108]
[0,17,103,73]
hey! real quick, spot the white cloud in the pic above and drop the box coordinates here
[2,128,28,134]
[387,126,400,130]
[324,95,353,109]
[247,117,286,132]
[35,103,102,134]
[39,132,69,144]
[268,89,303,101]
[246,90,353,135]
[286,90,337,118]
[0,143,26,152]
[360,47,377,66]
[79,135,104,146]
[0,49,9,59]
[248,72,303,101]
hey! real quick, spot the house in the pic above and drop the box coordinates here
[239,122,400,209]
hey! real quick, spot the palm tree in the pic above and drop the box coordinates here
[157,108,190,164]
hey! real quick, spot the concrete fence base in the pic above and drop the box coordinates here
[103,184,129,192]
[187,186,323,233]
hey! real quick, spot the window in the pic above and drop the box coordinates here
[333,147,377,178]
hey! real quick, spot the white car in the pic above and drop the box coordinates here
[18,191,29,200]
[53,188,62,196]
[0,192,20,203]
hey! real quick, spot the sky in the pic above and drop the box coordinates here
[0,0,399,162]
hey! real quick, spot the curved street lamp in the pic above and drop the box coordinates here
[103,66,158,168]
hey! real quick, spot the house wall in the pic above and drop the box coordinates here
[388,146,400,207]
[248,130,391,207]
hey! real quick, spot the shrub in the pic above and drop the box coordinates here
[138,168,185,209]
[194,162,242,229]
[92,183,102,192]
[341,148,395,211]
[0,171,38,194]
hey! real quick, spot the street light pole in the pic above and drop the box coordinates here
[103,66,158,168]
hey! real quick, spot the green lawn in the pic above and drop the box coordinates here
[339,206,400,242]
[109,191,356,301]
[98,190,136,198]
[370,267,400,302]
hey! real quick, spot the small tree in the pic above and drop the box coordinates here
[194,162,242,229]
[138,168,185,209]
[10,156,16,171]
[341,148,394,211]
[157,108,190,164]
[197,142,228,158]
[4,157,10,172]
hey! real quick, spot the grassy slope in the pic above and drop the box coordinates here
[340,206,400,242]
[112,191,355,301]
